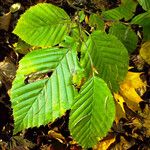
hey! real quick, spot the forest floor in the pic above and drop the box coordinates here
[0,0,150,149]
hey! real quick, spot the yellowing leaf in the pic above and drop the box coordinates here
[140,41,150,65]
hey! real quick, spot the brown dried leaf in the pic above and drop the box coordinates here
[8,136,36,150]
[132,105,150,137]
[0,12,11,31]
[48,130,66,144]
[112,136,135,150]
[0,57,16,90]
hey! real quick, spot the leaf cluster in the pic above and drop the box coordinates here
[10,0,150,148]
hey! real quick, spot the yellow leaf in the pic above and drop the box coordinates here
[114,93,125,112]
[121,71,146,89]
[119,71,147,111]
[114,93,126,123]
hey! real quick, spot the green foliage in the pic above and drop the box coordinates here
[109,23,138,53]
[102,0,137,21]
[69,76,115,148]
[11,2,134,148]
[81,31,129,92]
[89,13,105,30]
[138,0,150,11]
[131,11,150,41]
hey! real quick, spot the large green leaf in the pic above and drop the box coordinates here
[138,0,150,11]
[69,76,115,148]
[109,23,138,53]
[11,47,79,134]
[131,11,150,41]
[81,31,129,92]
[13,3,71,47]
[102,0,137,21]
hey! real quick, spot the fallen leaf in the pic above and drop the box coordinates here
[112,136,135,150]
[114,93,126,123]
[119,71,147,111]
[0,12,11,31]
[0,57,16,90]
[114,70,147,122]
[48,129,66,144]
[8,136,36,150]
[93,135,115,150]
[132,105,150,137]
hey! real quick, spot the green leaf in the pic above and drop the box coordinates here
[70,23,87,43]
[131,11,150,41]
[81,31,129,92]
[13,3,71,47]
[102,0,137,21]
[78,10,85,23]
[138,0,150,11]
[109,23,138,53]
[11,47,79,134]
[89,13,105,31]
[69,76,115,148]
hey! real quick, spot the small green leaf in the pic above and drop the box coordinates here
[81,30,129,92]
[89,13,105,30]
[78,10,85,22]
[69,76,115,148]
[102,0,137,21]
[13,3,71,47]
[11,47,80,134]
[131,11,150,41]
[109,23,138,53]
